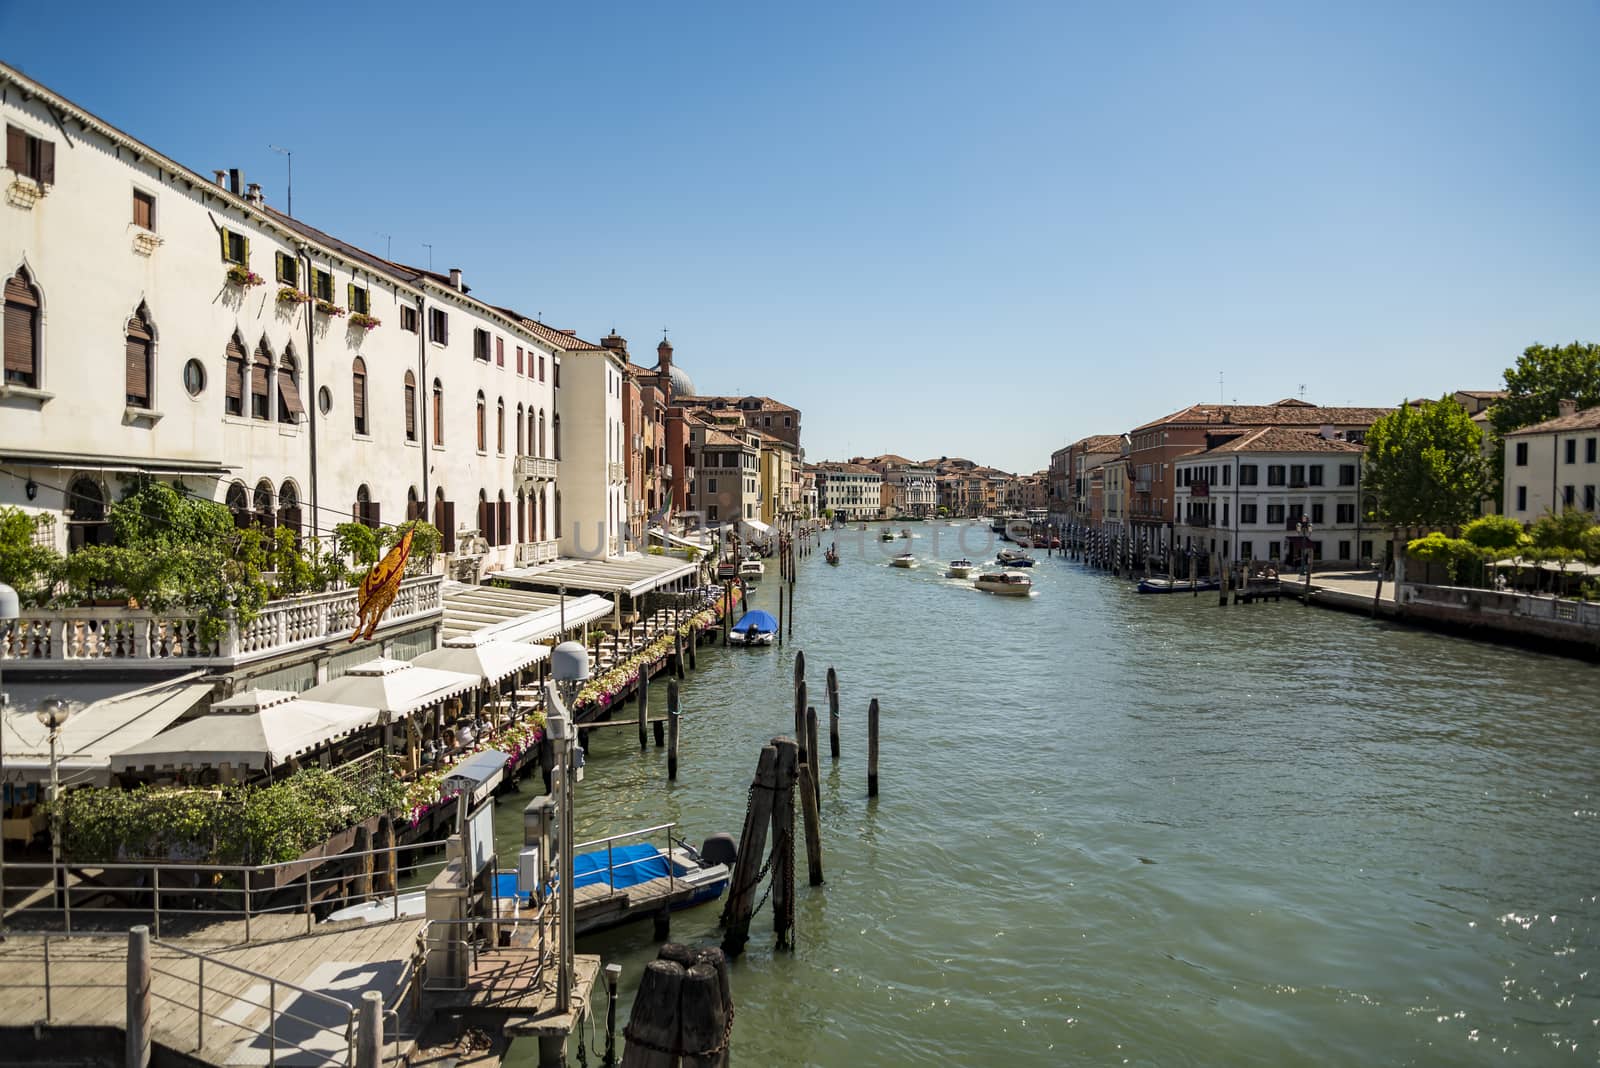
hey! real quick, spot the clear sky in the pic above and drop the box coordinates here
[4,2,1596,472]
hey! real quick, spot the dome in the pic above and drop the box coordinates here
[667,364,696,397]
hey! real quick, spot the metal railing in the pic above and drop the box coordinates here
[572,822,678,903]
[2,839,453,940]
[0,930,124,1025]
[419,910,551,995]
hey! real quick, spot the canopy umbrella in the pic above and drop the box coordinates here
[301,657,479,722]
[109,690,378,775]
[411,636,549,686]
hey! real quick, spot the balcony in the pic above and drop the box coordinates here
[514,455,559,481]
[0,575,443,671]
[608,462,626,484]
[660,464,674,480]
[515,540,560,566]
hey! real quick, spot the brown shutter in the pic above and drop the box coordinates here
[439,502,456,551]
[5,126,23,172]
[352,368,366,419]
[225,337,245,402]
[478,500,492,545]
[407,500,425,521]
[360,501,381,530]
[251,348,269,403]
[132,192,153,230]
[5,302,35,381]
[38,140,54,185]
[125,317,150,406]
[404,381,416,437]
[498,501,510,545]
[278,366,305,417]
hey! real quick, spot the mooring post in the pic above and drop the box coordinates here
[680,962,728,1068]
[793,648,805,687]
[126,925,151,1068]
[356,989,383,1068]
[668,703,681,783]
[721,745,778,957]
[1189,551,1199,597]
[827,667,839,761]
[770,738,799,950]
[805,706,820,808]
[722,584,729,647]
[776,584,784,649]
[867,697,880,798]
[375,814,397,895]
[638,663,650,752]
[787,581,794,639]
[621,959,684,1068]
[798,760,824,887]
[794,678,808,768]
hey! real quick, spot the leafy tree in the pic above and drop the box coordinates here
[1487,342,1600,495]
[383,519,442,575]
[1582,526,1600,565]
[1528,507,1597,552]
[0,506,63,605]
[1461,514,1525,552]
[1364,397,1490,528]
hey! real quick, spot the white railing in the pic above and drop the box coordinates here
[660,464,674,480]
[0,575,443,670]
[1403,583,1600,629]
[515,540,560,566]
[514,455,559,481]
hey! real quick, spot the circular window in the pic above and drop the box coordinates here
[318,386,332,414]
[182,359,206,397]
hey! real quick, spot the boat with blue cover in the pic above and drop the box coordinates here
[730,608,778,646]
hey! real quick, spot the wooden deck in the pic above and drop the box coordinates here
[572,872,710,935]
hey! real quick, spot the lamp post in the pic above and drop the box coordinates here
[36,696,72,930]
[1297,515,1315,581]
[547,640,589,1016]
[0,581,18,942]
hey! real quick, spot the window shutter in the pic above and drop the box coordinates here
[498,501,510,545]
[133,192,153,230]
[5,126,23,172]
[242,234,250,266]
[352,368,366,418]
[219,227,231,261]
[4,302,36,381]
[251,348,269,400]
[361,501,381,530]
[404,382,416,437]
[407,499,425,521]
[440,502,456,551]
[225,337,245,402]
[37,140,54,185]
[347,282,355,309]
[278,365,305,418]
[125,316,151,406]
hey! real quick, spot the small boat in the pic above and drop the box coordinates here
[880,530,896,542]
[739,559,764,582]
[996,549,1035,568]
[1137,576,1220,594]
[825,543,840,565]
[1006,519,1034,545]
[730,608,777,645]
[891,552,918,569]
[946,558,976,578]
[975,570,1033,596]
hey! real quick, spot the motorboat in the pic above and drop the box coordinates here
[1005,518,1034,545]
[891,552,918,569]
[975,570,1033,596]
[899,529,912,539]
[880,530,896,542]
[946,558,977,578]
[730,608,777,645]
[1137,576,1220,594]
[739,559,764,582]
[996,548,1036,568]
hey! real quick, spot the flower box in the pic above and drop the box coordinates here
[314,299,346,318]
[349,312,382,331]
[277,286,311,305]
[226,266,264,288]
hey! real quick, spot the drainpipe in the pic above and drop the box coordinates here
[417,291,429,510]
[299,247,320,536]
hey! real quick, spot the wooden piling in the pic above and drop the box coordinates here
[793,649,805,686]
[621,959,685,1068]
[798,760,824,887]
[126,925,151,1068]
[351,825,374,902]
[827,668,840,761]
[776,584,784,648]
[638,663,650,752]
[794,679,808,768]
[722,584,730,647]
[867,697,880,797]
[681,962,729,1068]
[675,624,686,680]
[668,681,681,780]
[770,738,799,950]
[805,706,821,808]
[721,745,778,957]
[374,814,397,894]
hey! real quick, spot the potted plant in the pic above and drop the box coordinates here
[348,312,382,331]
[314,298,346,318]
[226,265,265,288]
[277,286,310,305]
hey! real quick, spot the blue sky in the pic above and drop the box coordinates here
[4,2,1595,472]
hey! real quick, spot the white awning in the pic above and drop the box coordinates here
[301,657,479,721]
[1,674,216,787]
[741,519,773,536]
[441,582,614,644]
[411,636,549,685]
[493,552,702,598]
[109,690,379,773]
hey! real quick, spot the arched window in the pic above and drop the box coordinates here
[277,347,304,423]
[4,266,41,388]
[66,477,110,550]
[354,483,377,528]
[537,409,545,457]
[253,478,274,518]
[496,397,505,454]
[251,338,272,419]
[224,332,247,416]
[476,391,486,452]
[553,414,561,461]
[554,490,561,539]
[352,356,368,434]
[278,480,302,542]
[403,370,417,442]
[124,303,153,408]
[516,489,526,544]
[516,405,525,458]
[225,481,250,529]
[497,489,509,546]
[434,486,454,552]
[406,484,421,521]
[431,379,444,445]
[478,489,493,546]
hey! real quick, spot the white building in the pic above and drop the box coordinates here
[887,466,936,517]
[1172,427,1369,567]
[1503,400,1600,522]
[0,61,587,575]
[814,463,882,519]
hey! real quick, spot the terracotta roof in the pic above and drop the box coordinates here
[678,395,798,413]
[1073,434,1123,454]
[1457,389,1508,400]
[815,462,879,475]
[1131,401,1393,433]
[1505,404,1600,437]
[1193,427,1365,455]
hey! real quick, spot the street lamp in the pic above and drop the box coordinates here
[546,641,589,1016]
[36,696,72,929]
[0,581,18,942]
[1297,514,1315,580]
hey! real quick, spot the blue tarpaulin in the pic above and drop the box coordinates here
[733,609,777,635]
[497,842,674,901]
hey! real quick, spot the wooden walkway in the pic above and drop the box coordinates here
[573,872,707,935]
[0,915,421,1065]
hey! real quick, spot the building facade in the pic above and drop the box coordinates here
[1503,400,1600,522]
[814,463,882,519]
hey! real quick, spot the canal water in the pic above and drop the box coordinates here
[499,522,1599,1066]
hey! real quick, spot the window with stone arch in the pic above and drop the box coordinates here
[124,302,154,409]
[4,265,42,389]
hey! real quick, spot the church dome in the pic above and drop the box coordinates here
[667,364,696,397]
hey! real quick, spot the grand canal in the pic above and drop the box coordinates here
[499,523,1599,1066]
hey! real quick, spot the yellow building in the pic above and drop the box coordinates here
[757,433,798,524]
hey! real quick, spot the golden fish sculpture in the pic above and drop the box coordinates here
[351,527,414,642]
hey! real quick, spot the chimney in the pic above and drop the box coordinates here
[213,170,227,187]
[448,267,463,290]
[1319,424,1335,439]
[601,332,629,356]
[228,168,244,195]
[245,182,264,207]
[1558,397,1578,418]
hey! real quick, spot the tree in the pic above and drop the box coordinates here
[1487,342,1600,495]
[1528,507,1597,552]
[0,506,63,606]
[1364,397,1490,528]
[1461,514,1525,552]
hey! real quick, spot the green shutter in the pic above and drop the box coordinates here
[243,235,250,267]
[347,282,355,309]
[219,227,231,261]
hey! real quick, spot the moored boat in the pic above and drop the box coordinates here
[1137,576,1220,594]
[996,548,1036,568]
[975,570,1033,596]
[729,608,778,644]
[739,559,764,582]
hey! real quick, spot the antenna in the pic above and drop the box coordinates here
[1298,383,1307,401]
[422,243,433,270]
[376,233,392,259]
[1219,371,1224,405]
[268,145,292,216]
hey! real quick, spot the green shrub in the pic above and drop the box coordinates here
[1461,514,1526,552]
[0,507,62,606]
